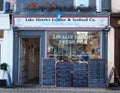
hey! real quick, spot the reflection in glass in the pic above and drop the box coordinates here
[47,31,100,62]
[0,31,3,38]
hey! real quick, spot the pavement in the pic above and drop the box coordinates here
[0,86,120,93]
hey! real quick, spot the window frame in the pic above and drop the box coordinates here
[0,42,2,63]
[74,0,102,12]
[74,0,89,8]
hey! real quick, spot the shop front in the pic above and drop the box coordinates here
[13,14,110,87]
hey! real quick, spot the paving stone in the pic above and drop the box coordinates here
[0,87,120,93]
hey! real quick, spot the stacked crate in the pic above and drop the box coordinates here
[72,62,88,87]
[56,61,72,87]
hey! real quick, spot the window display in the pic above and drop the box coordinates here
[0,31,3,38]
[47,31,101,62]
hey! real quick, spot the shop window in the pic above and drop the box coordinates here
[74,0,89,7]
[74,0,101,11]
[0,30,3,38]
[47,31,101,62]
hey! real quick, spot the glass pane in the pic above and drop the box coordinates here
[74,0,96,10]
[89,0,96,8]
[47,31,101,62]
[75,0,89,7]
[0,0,3,11]
[0,31,3,38]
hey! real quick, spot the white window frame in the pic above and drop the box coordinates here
[74,0,89,8]
[0,30,4,63]
[74,0,102,12]
[0,41,3,63]
[96,0,102,12]
[0,0,6,13]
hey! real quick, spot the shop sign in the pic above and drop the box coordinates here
[52,33,88,44]
[13,16,109,29]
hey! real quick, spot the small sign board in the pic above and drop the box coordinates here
[107,67,120,86]
[72,62,88,87]
[42,58,56,86]
[56,61,72,87]
[88,59,107,87]
[108,67,114,85]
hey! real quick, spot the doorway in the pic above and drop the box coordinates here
[115,29,120,83]
[19,38,40,85]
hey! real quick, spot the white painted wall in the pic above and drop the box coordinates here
[0,28,13,82]
[0,14,13,85]
[108,27,115,83]
[111,0,120,12]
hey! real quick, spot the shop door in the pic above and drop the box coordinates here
[115,29,120,83]
[19,38,40,85]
